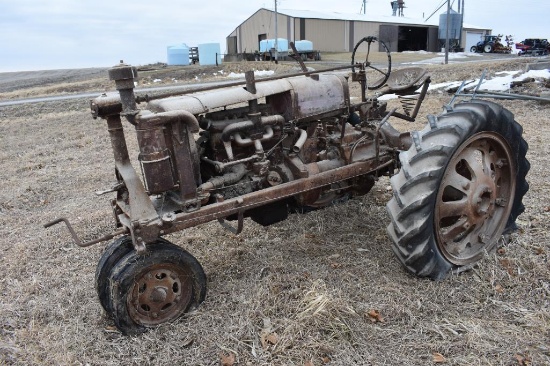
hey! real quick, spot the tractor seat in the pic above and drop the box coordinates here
[375,67,429,95]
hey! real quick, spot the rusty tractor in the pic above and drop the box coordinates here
[46,37,529,335]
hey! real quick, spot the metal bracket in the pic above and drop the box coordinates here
[44,218,128,247]
[217,211,244,235]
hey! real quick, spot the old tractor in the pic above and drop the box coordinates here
[46,37,529,335]
[470,34,513,54]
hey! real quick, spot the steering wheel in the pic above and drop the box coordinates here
[351,36,392,90]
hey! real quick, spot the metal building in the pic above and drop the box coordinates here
[226,8,491,54]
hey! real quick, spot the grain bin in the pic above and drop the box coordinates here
[438,9,462,41]
[198,43,222,66]
[167,44,190,66]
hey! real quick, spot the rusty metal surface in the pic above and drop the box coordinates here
[434,132,516,265]
[55,56,421,253]
[162,157,393,234]
[106,115,160,252]
[136,64,359,104]
[43,218,128,247]
[286,74,349,120]
[147,73,349,120]
[147,78,294,114]
[127,263,194,326]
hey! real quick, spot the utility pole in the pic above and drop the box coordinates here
[459,0,464,51]
[274,0,279,63]
[363,0,367,14]
[445,0,450,64]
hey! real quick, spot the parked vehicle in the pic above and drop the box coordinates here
[470,34,513,53]
[515,38,550,56]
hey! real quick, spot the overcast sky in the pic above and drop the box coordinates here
[0,0,547,72]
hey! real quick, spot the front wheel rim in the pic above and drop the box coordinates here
[127,263,194,326]
[435,132,516,265]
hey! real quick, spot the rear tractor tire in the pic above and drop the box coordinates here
[387,100,529,279]
[484,44,493,53]
[102,239,207,335]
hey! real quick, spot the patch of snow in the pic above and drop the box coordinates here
[523,69,550,79]
[153,79,161,83]
[435,52,469,59]
[428,81,464,91]
[478,76,515,91]
[427,68,550,92]
[378,93,398,101]
[255,70,276,77]
[402,50,433,55]
[404,52,482,65]
[227,70,276,79]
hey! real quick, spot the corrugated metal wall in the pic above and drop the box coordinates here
[353,22,382,51]
[228,9,489,54]
[230,12,407,53]
[302,19,346,52]
[379,25,399,52]
[428,27,439,51]
[233,9,291,53]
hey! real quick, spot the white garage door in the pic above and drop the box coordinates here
[466,32,484,52]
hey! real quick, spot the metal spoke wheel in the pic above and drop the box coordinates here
[351,36,392,90]
[387,100,529,279]
[106,240,207,335]
[435,132,515,265]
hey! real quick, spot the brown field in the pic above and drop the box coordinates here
[0,55,549,365]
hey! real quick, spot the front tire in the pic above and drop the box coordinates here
[95,236,177,313]
[95,236,134,313]
[386,100,529,279]
[107,240,207,335]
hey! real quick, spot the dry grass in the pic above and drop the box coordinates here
[0,57,549,365]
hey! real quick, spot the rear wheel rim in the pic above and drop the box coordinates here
[127,263,194,326]
[435,132,516,265]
